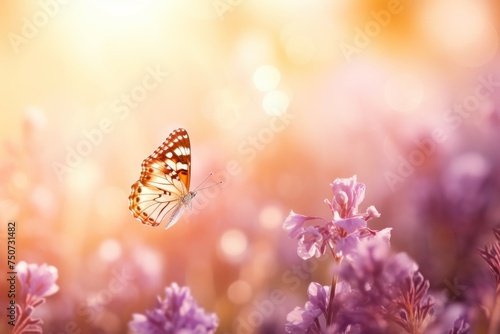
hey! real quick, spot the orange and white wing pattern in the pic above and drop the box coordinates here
[129,128,195,229]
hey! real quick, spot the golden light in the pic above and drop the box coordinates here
[418,0,499,67]
[92,0,153,17]
[65,161,101,194]
[262,90,289,116]
[253,65,281,92]
[12,172,29,190]
[214,103,241,129]
[281,25,316,65]
[95,186,128,231]
[25,107,47,129]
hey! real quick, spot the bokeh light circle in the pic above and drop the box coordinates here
[220,229,248,261]
[258,205,283,229]
[418,0,499,67]
[98,239,122,262]
[253,65,281,92]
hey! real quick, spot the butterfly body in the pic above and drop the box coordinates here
[129,128,195,229]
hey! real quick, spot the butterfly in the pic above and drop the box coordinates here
[128,128,197,229]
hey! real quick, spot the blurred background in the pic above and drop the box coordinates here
[0,0,500,332]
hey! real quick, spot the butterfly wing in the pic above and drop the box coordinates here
[129,128,191,228]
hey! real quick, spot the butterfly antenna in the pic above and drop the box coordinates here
[193,173,223,192]
[195,180,223,192]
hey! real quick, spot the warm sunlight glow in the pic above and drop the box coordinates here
[259,205,283,229]
[99,239,122,262]
[227,279,253,304]
[384,74,424,113]
[418,0,498,67]
[253,65,281,92]
[263,90,289,116]
[220,229,248,260]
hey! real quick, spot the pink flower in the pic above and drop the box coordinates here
[326,175,366,219]
[285,283,330,334]
[365,205,381,220]
[283,211,320,238]
[12,261,59,334]
[325,176,380,223]
[335,227,393,259]
[335,217,367,234]
[129,283,218,334]
[284,176,384,260]
[297,226,326,259]
[17,261,59,299]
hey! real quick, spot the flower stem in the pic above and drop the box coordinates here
[326,254,341,327]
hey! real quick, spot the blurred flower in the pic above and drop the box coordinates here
[478,227,500,334]
[442,153,491,218]
[285,235,438,334]
[334,239,434,334]
[406,151,496,285]
[129,283,218,334]
[478,227,500,291]
[17,261,59,299]
[285,282,330,334]
[447,315,470,334]
[12,261,59,334]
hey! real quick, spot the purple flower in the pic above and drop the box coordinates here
[448,315,470,334]
[12,261,59,334]
[297,226,325,259]
[284,177,396,333]
[17,261,59,299]
[129,283,218,334]
[285,282,331,334]
[334,227,392,259]
[335,239,434,333]
[286,281,355,334]
[326,175,366,219]
[479,226,500,290]
[284,176,383,260]
[283,211,321,239]
[478,227,500,333]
